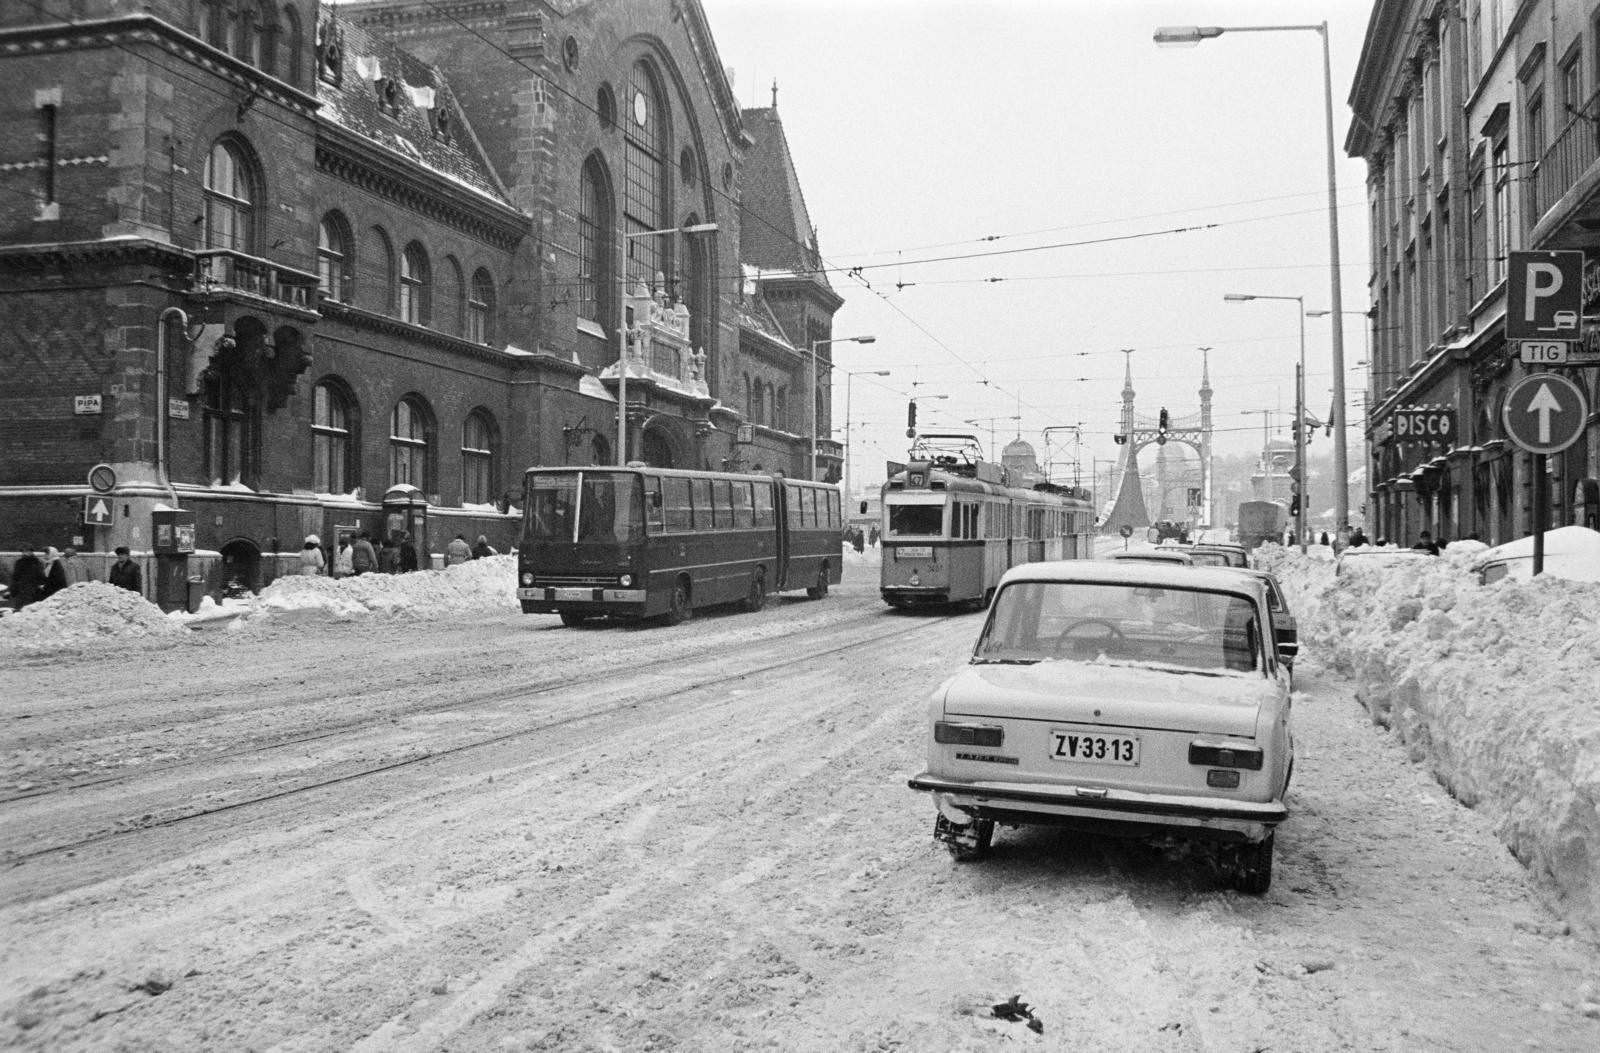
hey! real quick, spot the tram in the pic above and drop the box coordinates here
[879,436,1096,609]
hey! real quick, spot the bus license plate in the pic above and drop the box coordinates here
[1049,730,1139,766]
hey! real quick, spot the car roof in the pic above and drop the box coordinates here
[1102,550,1193,563]
[1001,558,1270,597]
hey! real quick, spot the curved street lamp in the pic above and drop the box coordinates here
[809,334,876,480]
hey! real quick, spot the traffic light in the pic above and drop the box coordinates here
[907,400,917,428]
[1158,407,1170,435]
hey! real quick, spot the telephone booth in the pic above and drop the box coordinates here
[382,484,428,562]
[151,508,198,612]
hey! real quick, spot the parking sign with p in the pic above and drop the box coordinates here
[1506,250,1585,340]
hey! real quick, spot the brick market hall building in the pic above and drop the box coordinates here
[0,0,845,607]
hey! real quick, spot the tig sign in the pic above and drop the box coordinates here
[1393,406,1456,443]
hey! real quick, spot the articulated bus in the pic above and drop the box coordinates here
[880,453,1095,609]
[516,466,843,626]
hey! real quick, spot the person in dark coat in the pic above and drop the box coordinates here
[8,543,47,610]
[1348,526,1369,547]
[42,547,68,600]
[1411,529,1441,556]
[108,546,143,594]
[351,530,379,575]
[377,538,399,574]
[471,534,497,560]
[398,533,420,573]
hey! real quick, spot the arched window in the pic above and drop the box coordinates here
[751,381,765,426]
[317,212,352,302]
[442,255,465,336]
[624,60,669,288]
[773,386,786,431]
[462,409,498,506]
[579,156,613,324]
[203,139,255,252]
[682,212,712,362]
[743,373,752,416]
[390,396,432,492]
[467,268,495,344]
[400,241,431,325]
[280,6,302,86]
[312,380,354,494]
[367,227,394,313]
[242,2,271,68]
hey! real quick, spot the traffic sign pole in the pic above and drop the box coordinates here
[1533,453,1547,577]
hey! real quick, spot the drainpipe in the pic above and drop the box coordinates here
[156,306,187,509]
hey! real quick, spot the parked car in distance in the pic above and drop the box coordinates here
[1216,567,1297,676]
[1333,546,1434,579]
[908,560,1294,893]
[1470,526,1600,584]
[1186,543,1250,569]
[1101,548,1195,566]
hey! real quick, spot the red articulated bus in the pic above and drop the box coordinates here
[516,466,842,626]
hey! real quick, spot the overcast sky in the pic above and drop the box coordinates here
[702,0,1378,489]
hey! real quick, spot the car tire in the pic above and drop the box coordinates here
[558,611,588,628]
[1233,831,1274,894]
[665,578,691,625]
[936,814,993,862]
[742,569,767,613]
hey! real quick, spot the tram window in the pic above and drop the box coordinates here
[691,478,714,528]
[731,481,754,528]
[888,503,943,536]
[663,477,693,532]
[754,482,775,527]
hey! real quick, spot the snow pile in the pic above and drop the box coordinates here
[0,581,188,650]
[244,555,519,623]
[1258,543,1600,936]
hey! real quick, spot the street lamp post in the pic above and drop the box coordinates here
[617,222,718,467]
[843,368,890,506]
[1156,21,1349,544]
[809,335,875,480]
[1226,293,1307,554]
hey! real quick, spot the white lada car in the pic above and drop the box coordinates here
[909,560,1294,893]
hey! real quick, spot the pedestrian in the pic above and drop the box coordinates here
[378,537,399,574]
[42,547,68,600]
[445,533,471,566]
[1319,531,1330,547]
[108,545,143,594]
[60,546,94,586]
[471,534,497,560]
[332,534,355,578]
[852,527,865,554]
[299,534,326,576]
[868,525,879,547]
[1411,528,1441,556]
[398,532,419,573]
[7,543,48,610]
[352,530,378,575]
[1348,526,1369,547]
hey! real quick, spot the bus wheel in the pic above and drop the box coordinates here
[558,611,588,628]
[742,569,767,612]
[666,578,691,625]
[806,566,830,599]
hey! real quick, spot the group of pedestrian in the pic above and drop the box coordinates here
[843,526,879,554]
[299,529,488,576]
[8,543,141,611]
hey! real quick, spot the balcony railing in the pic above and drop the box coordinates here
[193,249,321,313]
[1533,88,1600,224]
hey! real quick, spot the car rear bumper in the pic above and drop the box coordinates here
[909,772,1286,840]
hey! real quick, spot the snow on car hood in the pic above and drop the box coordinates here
[939,658,1278,737]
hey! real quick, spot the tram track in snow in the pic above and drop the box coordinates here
[1,604,962,871]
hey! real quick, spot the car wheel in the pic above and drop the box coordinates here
[935,814,993,862]
[558,611,588,628]
[1232,831,1275,894]
[665,578,691,625]
[742,568,767,613]
[806,566,830,600]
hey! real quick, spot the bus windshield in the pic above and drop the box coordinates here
[525,471,644,543]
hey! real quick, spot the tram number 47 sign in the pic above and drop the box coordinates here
[1502,373,1588,455]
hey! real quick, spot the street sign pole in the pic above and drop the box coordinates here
[1533,453,1547,576]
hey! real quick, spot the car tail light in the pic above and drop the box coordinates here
[1188,742,1263,770]
[935,721,1004,747]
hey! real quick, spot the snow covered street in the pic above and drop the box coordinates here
[3,547,1599,1051]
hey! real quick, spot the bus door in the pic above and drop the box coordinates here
[774,480,793,589]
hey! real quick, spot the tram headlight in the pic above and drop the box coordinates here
[520,572,534,586]
[618,573,633,587]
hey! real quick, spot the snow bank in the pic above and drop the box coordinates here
[243,555,519,623]
[0,581,189,650]
[1258,543,1600,937]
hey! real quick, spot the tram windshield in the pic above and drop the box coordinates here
[525,471,644,543]
[886,499,945,538]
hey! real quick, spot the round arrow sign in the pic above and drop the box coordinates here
[1502,373,1588,454]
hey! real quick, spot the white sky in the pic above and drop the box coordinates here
[701,0,1378,485]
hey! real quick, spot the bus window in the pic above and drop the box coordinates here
[827,488,840,529]
[730,481,754,528]
[527,474,579,542]
[691,478,714,529]
[754,482,775,527]
[786,483,803,529]
[664,477,693,532]
[644,477,665,533]
[713,480,734,529]
[803,488,817,527]
[577,473,642,542]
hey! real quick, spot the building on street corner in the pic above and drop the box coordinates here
[1348,0,1600,546]
[0,0,847,604]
